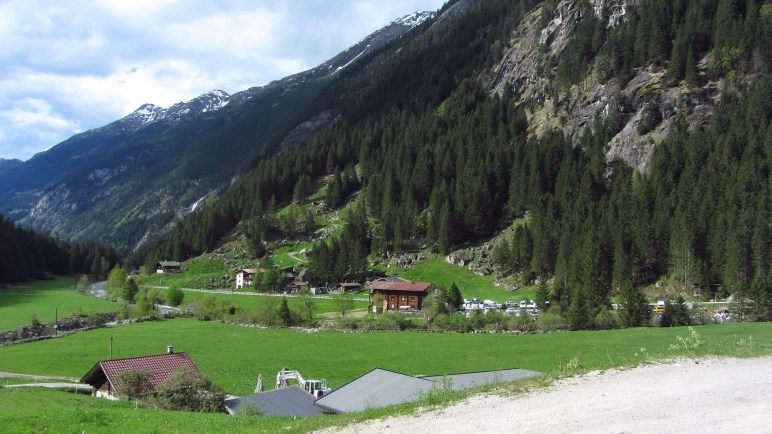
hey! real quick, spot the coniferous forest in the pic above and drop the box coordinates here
[0,215,120,284]
[119,0,769,325]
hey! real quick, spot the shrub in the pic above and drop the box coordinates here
[115,369,154,399]
[150,368,225,413]
[166,287,185,307]
[431,313,450,331]
[535,312,566,332]
[593,309,618,330]
[448,314,470,333]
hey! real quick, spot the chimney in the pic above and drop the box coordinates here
[167,345,174,354]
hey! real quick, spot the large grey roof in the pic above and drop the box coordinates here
[314,368,435,414]
[224,385,324,417]
[422,368,542,390]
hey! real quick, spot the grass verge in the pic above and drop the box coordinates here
[0,277,119,331]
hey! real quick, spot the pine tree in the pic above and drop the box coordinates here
[620,284,649,327]
[279,297,293,326]
[124,278,139,304]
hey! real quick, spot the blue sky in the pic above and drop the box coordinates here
[0,0,446,161]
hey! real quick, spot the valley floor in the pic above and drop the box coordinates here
[322,356,772,434]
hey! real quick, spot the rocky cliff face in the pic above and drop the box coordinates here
[483,0,721,174]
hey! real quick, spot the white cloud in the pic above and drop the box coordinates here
[0,98,78,130]
[0,98,81,160]
[0,0,447,161]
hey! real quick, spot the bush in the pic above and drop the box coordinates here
[431,313,450,331]
[535,312,566,332]
[166,287,185,307]
[593,309,618,330]
[448,314,470,332]
[115,369,154,399]
[150,368,225,413]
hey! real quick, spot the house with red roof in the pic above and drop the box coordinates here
[369,281,431,312]
[80,346,201,400]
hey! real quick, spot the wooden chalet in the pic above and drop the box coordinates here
[291,281,309,293]
[335,282,362,293]
[80,347,200,400]
[155,261,182,274]
[369,281,431,312]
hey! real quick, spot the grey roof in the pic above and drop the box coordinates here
[314,368,435,414]
[421,368,542,391]
[224,385,324,417]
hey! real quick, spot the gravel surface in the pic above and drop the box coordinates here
[322,356,772,434]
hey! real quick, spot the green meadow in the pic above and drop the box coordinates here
[179,290,370,317]
[393,256,536,302]
[0,320,770,434]
[0,277,119,331]
[1,319,769,396]
[2,279,770,433]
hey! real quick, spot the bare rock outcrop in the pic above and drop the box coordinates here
[482,0,722,174]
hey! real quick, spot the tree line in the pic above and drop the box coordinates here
[0,214,121,284]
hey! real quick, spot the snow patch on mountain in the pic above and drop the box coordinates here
[396,11,434,28]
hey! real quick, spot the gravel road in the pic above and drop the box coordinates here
[323,356,772,434]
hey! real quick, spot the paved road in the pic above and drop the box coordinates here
[3,382,92,390]
[0,372,79,382]
[146,286,369,302]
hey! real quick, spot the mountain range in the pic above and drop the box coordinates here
[0,0,769,318]
[0,10,437,254]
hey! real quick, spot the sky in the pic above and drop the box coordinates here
[0,0,447,162]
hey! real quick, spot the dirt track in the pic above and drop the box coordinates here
[325,356,772,434]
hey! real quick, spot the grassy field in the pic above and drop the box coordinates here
[0,277,119,331]
[392,256,536,302]
[179,290,370,317]
[0,319,769,395]
[139,257,233,289]
[0,320,769,433]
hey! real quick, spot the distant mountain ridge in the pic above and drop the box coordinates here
[0,11,438,254]
[0,159,22,176]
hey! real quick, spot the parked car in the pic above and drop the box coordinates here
[505,307,517,316]
[519,300,528,308]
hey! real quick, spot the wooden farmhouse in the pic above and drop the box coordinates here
[369,281,431,312]
[235,268,259,289]
[155,261,182,274]
[80,347,200,400]
[291,281,310,292]
[335,282,362,293]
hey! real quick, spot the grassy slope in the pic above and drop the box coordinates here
[180,290,370,316]
[393,256,537,302]
[0,321,769,433]
[0,277,119,331]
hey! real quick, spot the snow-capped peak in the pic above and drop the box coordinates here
[122,90,231,128]
[127,103,167,124]
[395,11,435,28]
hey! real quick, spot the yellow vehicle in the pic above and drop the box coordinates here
[653,305,666,313]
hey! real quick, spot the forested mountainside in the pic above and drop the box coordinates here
[0,13,433,255]
[0,215,120,284]
[132,0,770,324]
